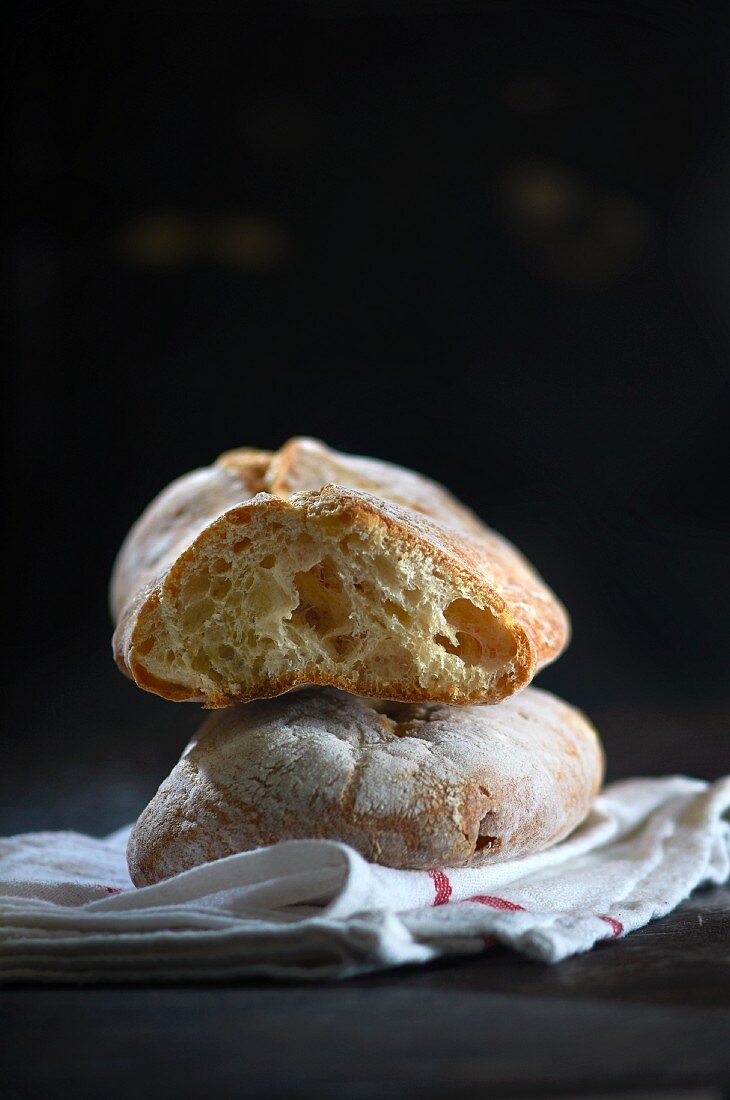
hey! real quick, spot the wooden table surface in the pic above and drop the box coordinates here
[1,658,728,1100]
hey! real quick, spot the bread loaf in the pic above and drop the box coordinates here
[112,439,569,707]
[127,685,603,884]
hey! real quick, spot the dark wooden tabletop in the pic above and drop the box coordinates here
[1,655,728,1100]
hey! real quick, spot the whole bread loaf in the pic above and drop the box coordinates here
[112,438,569,707]
[127,685,604,884]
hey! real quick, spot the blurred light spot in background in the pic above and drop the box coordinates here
[117,215,287,270]
[117,215,195,267]
[206,218,287,268]
[499,72,561,113]
[504,165,579,223]
[496,163,654,286]
[244,100,325,156]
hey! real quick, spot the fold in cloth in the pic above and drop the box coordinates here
[1,776,728,982]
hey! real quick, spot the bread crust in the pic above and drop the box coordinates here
[250,436,489,540]
[111,439,570,706]
[127,685,604,884]
[110,449,272,620]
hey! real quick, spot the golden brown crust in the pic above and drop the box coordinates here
[215,447,273,492]
[127,686,604,883]
[261,436,487,539]
[112,439,570,706]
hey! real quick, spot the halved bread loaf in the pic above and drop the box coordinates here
[112,438,569,706]
[127,686,604,884]
[111,438,492,619]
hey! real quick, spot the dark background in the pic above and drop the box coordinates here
[6,2,729,833]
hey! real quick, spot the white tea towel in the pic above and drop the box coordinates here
[1,776,728,983]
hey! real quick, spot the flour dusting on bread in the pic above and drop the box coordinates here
[127,685,604,884]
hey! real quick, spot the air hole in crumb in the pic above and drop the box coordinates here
[183,571,211,600]
[291,556,352,640]
[211,577,231,599]
[435,631,482,664]
[294,532,315,552]
[260,554,276,569]
[165,650,175,663]
[328,634,356,661]
[383,598,411,625]
[217,644,235,660]
[338,533,367,554]
[191,649,212,674]
[212,558,231,574]
[233,537,252,553]
[375,555,399,589]
[137,636,155,656]
[182,599,214,630]
[475,835,500,852]
[435,599,517,668]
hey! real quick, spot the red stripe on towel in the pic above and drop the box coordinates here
[428,870,452,905]
[467,895,526,912]
[598,914,623,939]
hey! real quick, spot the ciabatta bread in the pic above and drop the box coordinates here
[127,686,603,884]
[112,439,569,707]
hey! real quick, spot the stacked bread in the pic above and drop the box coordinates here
[112,438,603,886]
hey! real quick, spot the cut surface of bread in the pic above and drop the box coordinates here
[127,685,604,884]
[112,437,569,706]
[114,485,566,706]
